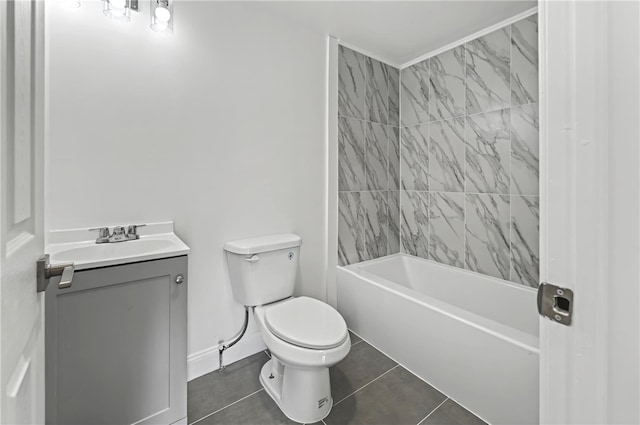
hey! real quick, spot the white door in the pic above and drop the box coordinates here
[0,0,46,423]
[540,1,640,423]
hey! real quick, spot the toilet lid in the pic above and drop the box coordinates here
[264,297,348,350]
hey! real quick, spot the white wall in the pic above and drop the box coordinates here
[46,1,328,378]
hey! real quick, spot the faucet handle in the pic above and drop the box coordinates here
[126,224,146,238]
[89,227,110,238]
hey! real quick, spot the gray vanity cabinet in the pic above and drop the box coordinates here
[45,256,187,425]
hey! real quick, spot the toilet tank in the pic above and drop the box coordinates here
[224,234,301,306]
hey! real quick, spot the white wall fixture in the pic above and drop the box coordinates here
[103,0,137,22]
[59,0,173,33]
[150,0,172,33]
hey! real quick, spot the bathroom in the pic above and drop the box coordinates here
[1,1,639,425]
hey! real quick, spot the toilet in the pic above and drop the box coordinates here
[224,234,350,424]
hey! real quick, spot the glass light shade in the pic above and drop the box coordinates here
[154,6,171,22]
[103,0,131,22]
[150,21,169,32]
[150,1,172,33]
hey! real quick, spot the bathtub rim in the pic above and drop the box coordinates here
[346,253,538,296]
[338,255,539,354]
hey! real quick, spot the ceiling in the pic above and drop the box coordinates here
[259,1,537,67]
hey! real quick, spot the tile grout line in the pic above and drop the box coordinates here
[340,189,539,197]
[509,20,514,283]
[428,58,432,258]
[463,40,468,270]
[189,388,265,425]
[362,51,369,262]
[399,71,404,257]
[416,397,450,425]
[338,112,401,129]
[394,99,538,128]
[333,364,400,407]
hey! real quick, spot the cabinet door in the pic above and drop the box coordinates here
[45,256,187,425]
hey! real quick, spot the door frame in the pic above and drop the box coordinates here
[538,0,608,422]
[539,0,640,423]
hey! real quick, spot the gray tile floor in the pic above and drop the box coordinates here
[188,332,487,425]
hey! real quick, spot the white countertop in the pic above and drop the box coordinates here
[47,222,190,270]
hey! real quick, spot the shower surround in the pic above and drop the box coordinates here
[337,46,401,266]
[338,13,539,288]
[400,14,539,287]
[334,13,541,424]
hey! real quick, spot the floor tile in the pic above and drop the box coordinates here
[329,341,397,403]
[188,352,269,423]
[197,390,296,425]
[348,330,362,345]
[325,367,447,425]
[420,399,487,425]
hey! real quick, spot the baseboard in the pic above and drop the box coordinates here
[187,331,266,381]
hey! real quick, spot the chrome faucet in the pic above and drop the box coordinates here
[90,227,111,244]
[110,226,128,242]
[90,224,146,244]
[126,224,144,239]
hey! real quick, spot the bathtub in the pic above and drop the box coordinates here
[337,254,539,425]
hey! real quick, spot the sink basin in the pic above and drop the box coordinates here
[51,239,174,264]
[47,225,190,270]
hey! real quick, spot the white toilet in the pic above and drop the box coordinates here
[224,234,350,424]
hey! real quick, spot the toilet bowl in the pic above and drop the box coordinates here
[224,234,351,423]
[254,297,350,423]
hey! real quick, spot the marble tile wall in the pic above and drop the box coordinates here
[399,14,540,287]
[338,46,401,266]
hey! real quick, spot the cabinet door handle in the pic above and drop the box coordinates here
[175,275,184,284]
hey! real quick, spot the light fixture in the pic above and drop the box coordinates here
[103,0,138,22]
[150,0,173,33]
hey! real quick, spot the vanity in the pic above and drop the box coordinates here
[43,222,189,425]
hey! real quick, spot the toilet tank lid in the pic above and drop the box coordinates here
[224,233,301,255]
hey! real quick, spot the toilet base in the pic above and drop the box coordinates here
[259,357,333,424]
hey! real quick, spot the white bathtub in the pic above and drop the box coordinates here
[337,254,539,425]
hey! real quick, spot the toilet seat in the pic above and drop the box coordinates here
[264,297,348,350]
